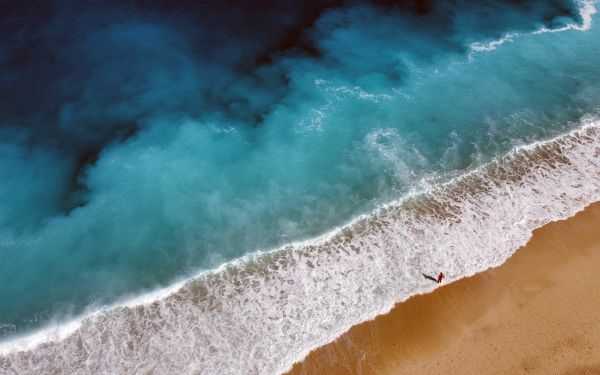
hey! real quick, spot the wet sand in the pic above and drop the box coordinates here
[287,202,600,374]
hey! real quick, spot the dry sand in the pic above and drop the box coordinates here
[287,202,600,375]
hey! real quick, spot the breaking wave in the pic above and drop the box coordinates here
[1,115,599,374]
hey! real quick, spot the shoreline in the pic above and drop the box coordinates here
[2,121,600,373]
[288,201,600,374]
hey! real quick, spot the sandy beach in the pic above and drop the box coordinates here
[288,202,600,374]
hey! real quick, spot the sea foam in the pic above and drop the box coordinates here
[1,115,600,374]
[1,1,599,373]
[470,0,596,54]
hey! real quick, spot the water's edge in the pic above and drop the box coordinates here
[2,114,600,374]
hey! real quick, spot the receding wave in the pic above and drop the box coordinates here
[1,114,599,374]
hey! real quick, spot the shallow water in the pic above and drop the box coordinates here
[1,0,600,373]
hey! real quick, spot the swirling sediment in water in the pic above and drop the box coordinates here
[2,116,600,374]
[1,0,600,374]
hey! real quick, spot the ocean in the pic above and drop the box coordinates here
[1,0,599,373]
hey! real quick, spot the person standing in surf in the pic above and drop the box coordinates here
[422,272,445,283]
[437,272,444,283]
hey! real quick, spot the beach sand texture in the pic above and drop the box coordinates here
[288,202,600,374]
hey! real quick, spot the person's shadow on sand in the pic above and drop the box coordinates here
[422,273,438,283]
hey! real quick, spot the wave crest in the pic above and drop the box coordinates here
[2,116,600,374]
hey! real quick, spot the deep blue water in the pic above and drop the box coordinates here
[1,0,599,335]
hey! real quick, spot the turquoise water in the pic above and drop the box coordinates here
[1,0,599,340]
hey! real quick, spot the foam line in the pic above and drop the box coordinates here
[2,115,600,374]
[1,2,598,371]
[470,0,596,54]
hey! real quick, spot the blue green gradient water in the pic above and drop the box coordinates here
[0,0,599,337]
